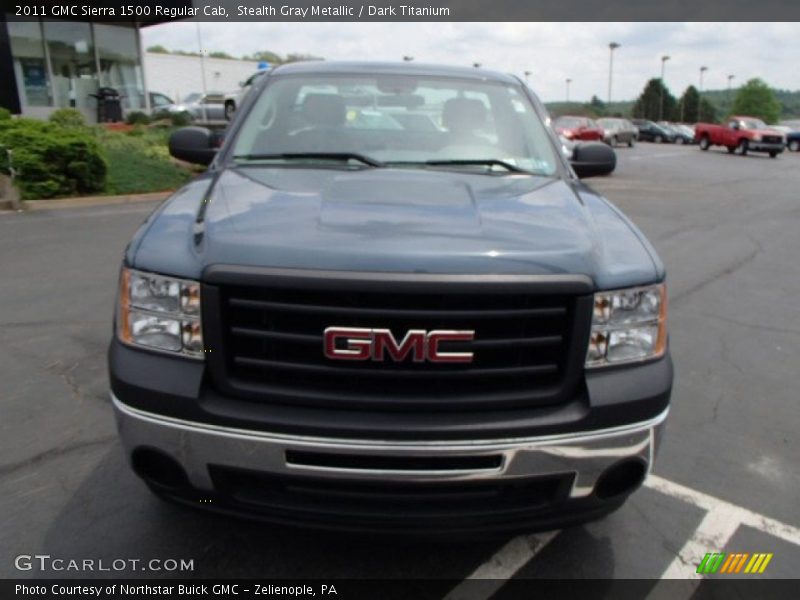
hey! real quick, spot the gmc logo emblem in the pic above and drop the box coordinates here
[324,327,475,363]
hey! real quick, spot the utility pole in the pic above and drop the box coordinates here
[196,23,208,123]
[608,42,620,105]
[699,66,708,92]
[524,70,532,84]
[566,78,572,103]
[402,56,414,62]
[727,74,735,108]
[659,55,670,121]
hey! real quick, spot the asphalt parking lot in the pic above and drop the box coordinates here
[1,142,798,591]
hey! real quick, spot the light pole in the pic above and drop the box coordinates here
[473,62,482,68]
[524,70,532,84]
[608,42,620,105]
[699,66,708,92]
[566,78,572,103]
[402,56,414,62]
[727,74,735,106]
[659,55,670,121]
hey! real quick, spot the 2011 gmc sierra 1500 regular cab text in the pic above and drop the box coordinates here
[109,62,672,534]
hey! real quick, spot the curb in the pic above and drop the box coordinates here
[21,191,173,211]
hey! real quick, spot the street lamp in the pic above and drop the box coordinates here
[473,62,482,68]
[727,74,736,103]
[608,42,620,105]
[659,55,670,121]
[699,66,708,92]
[565,78,572,103]
[524,70,532,84]
[402,56,414,62]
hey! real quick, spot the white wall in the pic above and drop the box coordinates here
[144,53,261,103]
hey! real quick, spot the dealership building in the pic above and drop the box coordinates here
[0,10,190,121]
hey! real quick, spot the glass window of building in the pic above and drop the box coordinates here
[94,24,144,110]
[42,20,98,113]
[7,20,51,107]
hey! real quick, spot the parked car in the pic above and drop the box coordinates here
[149,92,227,123]
[115,62,669,534]
[597,118,637,147]
[785,130,800,152]
[631,119,676,143]
[658,122,695,145]
[553,116,604,141]
[147,92,176,114]
[224,69,271,120]
[695,116,785,157]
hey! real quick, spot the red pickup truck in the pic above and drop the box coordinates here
[695,116,785,157]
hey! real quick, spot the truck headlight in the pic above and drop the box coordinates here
[117,267,203,358]
[585,283,667,367]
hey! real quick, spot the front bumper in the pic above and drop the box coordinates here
[113,394,668,533]
[748,141,784,153]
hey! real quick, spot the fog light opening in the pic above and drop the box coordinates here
[594,460,647,500]
[131,448,189,490]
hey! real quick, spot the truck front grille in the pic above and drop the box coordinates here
[203,270,592,412]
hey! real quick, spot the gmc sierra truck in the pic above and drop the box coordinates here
[110,62,672,534]
[695,116,785,157]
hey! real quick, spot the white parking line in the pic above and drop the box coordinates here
[442,531,559,600]
[441,474,800,599]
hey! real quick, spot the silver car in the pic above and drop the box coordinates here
[597,118,638,147]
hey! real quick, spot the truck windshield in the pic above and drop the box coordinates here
[231,73,558,176]
[740,118,768,129]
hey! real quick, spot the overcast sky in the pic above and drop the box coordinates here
[142,22,798,102]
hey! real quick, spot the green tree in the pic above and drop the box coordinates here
[208,51,234,59]
[730,78,781,123]
[678,86,700,123]
[284,52,324,63]
[632,78,678,121]
[146,45,169,54]
[244,50,284,64]
[698,97,717,123]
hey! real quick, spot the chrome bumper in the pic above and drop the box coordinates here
[112,394,668,499]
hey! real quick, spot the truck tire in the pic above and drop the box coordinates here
[789,140,800,152]
[699,135,710,150]
[628,137,635,148]
[769,151,778,158]
[727,146,736,154]
[737,139,749,156]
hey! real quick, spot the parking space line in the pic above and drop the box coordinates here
[442,531,559,600]
[645,474,800,547]
[656,505,742,580]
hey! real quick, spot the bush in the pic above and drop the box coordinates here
[49,108,87,128]
[125,111,151,125]
[0,108,11,121]
[153,110,193,127]
[0,118,106,199]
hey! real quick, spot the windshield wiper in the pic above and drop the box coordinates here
[421,159,534,175]
[232,152,385,168]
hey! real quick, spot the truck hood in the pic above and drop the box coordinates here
[129,167,661,290]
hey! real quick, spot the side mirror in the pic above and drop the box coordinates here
[168,127,217,166]
[571,142,616,178]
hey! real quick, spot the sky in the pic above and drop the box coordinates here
[141,22,799,103]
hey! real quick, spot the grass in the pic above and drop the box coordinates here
[95,126,195,196]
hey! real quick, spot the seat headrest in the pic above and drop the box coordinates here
[302,94,346,127]
[442,98,488,132]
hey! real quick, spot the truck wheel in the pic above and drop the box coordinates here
[769,151,778,158]
[789,140,800,152]
[628,138,635,148]
[727,146,736,154]
[737,139,749,156]
[699,135,710,150]
[654,134,663,144]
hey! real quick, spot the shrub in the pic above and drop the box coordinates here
[0,118,106,199]
[153,110,193,127]
[49,108,87,128]
[125,111,151,125]
[0,108,11,121]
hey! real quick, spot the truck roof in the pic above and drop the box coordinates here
[271,61,521,84]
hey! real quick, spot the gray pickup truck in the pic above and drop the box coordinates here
[110,62,671,534]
